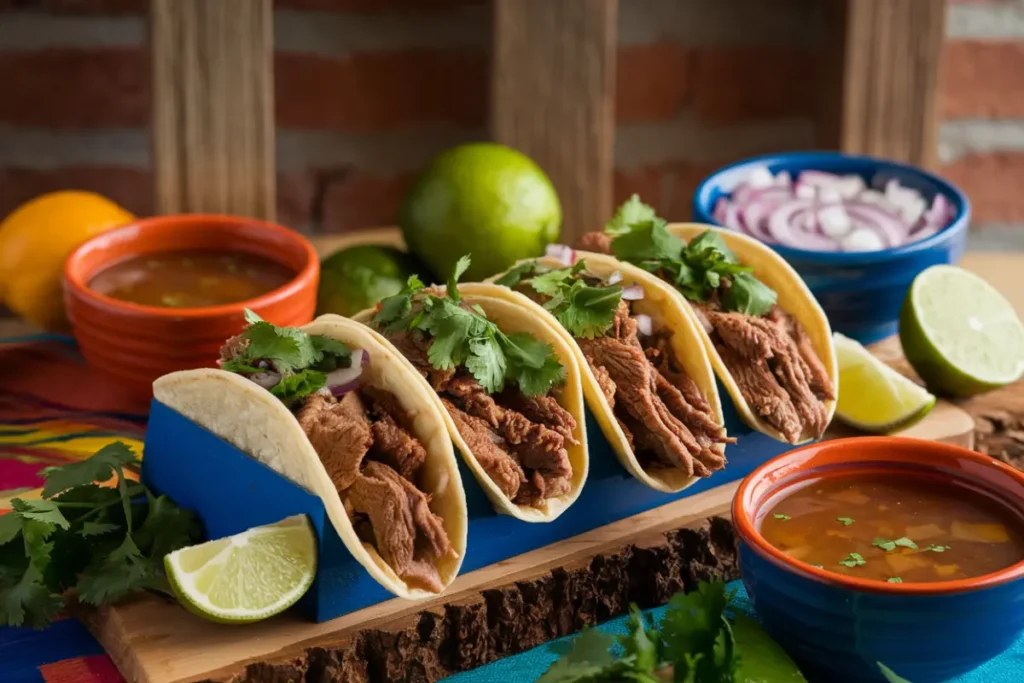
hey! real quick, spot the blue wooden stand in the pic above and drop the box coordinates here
[142,384,796,623]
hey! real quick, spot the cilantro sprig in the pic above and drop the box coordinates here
[374,255,564,396]
[0,443,202,629]
[495,260,623,339]
[601,196,777,317]
[538,580,739,683]
[219,309,352,404]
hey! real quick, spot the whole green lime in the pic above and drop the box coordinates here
[316,245,428,318]
[399,142,562,282]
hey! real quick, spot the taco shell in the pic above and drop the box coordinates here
[662,223,839,443]
[153,316,468,600]
[485,256,727,493]
[349,288,589,522]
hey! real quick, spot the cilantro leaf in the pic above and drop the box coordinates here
[493,261,538,288]
[719,272,777,317]
[503,332,565,397]
[660,580,738,682]
[40,441,138,498]
[606,194,657,236]
[611,219,684,262]
[270,370,326,405]
[465,337,507,394]
[537,628,622,682]
[448,254,472,301]
[873,538,897,552]
[887,577,903,584]
[836,517,855,526]
[893,537,918,550]
[373,274,426,332]
[619,605,661,673]
[773,514,791,521]
[0,442,202,629]
[839,552,866,568]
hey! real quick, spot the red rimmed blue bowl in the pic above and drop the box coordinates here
[732,436,1024,683]
[692,152,970,344]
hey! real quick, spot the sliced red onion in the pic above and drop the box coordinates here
[712,167,955,252]
[330,380,360,397]
[249,371,281,389]
[621,284,645,301]
[324,349,365,390]
[545,243,576,266]
[634,314,653,336]
[607,270,623,285]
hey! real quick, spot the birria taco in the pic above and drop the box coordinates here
[152,311,468,599]
[486,255,733,492]
[351,255,588,523]
[578,196,838,444]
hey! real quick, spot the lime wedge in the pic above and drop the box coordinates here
[165,515,316,624]
[900,265,1024,397]
[834,332,936,433]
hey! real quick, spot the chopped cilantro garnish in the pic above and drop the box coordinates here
[496,259,624,339]
[873,538,898,552]
[836,517,855,526]
[923,544,951,553]
[773,513,791,521]
[887,577,903,584]
[219,309,353,405]
[839,552,866,568]
[0,443,202,629]
[374,256,565,396]
[894,537,918,550]
[603,196,777,316]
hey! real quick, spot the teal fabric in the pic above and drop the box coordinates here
[441,581,1024,683]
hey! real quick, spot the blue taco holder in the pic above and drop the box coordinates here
[142,385,798,623]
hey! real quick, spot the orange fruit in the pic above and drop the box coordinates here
[0,191,135,331]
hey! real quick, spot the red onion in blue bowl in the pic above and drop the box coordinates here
[693,152,970,344]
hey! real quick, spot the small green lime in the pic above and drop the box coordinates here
[900,265,1024,397]
[317,245,428,318]
[732,615,807,683]
[399,142,562,282]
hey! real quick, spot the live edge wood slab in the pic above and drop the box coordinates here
[85,414,972,683]
[76,228,976,683]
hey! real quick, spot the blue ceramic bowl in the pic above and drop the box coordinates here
[732,437,1024,683]
[692,152,970,344]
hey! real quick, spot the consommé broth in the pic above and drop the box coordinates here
[761,474,1024,584]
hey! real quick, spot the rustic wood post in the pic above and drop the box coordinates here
[150,0,276,219]
[820,0,947,169]
[491,0,618,245]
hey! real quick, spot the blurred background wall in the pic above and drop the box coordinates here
[0,0,1019,247]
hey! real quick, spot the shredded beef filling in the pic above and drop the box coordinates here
[577,230,835,442]
[576,302,731,478]
[384,331,577,507]
[296,385,454,592]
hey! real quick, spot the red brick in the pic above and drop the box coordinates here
[942,153,1024,223]
[0,167,153,221]
[943,41,1024,119]
[616,43,693,123]
[691,47,817,124]
[275,50,487,131]
[277,169,413,233]
[0,49,148,128]
[274,0,483,11]
[613,163,718,222]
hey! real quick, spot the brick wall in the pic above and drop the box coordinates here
[0,0,825,234]
[942,0,1024,249]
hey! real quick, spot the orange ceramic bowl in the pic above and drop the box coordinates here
[732,436,1024,682]
[64,214,319,395]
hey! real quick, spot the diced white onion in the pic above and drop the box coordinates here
[249,372,281,389]
[607,270,623,285]
[324,349,365,389]
[634,314,654,336]
[621,285,645,301]
[545,243,577,266]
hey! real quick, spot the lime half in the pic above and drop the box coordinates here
[165,515,316,624]
[900,265,1024,397]
[834,333,936,433]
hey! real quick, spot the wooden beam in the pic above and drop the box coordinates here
[150,0,276,219]
[491,0,617,245]
[820,0,947,169]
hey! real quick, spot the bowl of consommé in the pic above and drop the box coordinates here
[733,436,1024,683]
[64,214,319,394]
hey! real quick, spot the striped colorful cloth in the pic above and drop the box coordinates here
[0,333,145,683]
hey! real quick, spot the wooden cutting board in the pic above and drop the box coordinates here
[79,228,976,683]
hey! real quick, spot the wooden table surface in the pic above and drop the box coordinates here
[2,246,1023,469]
